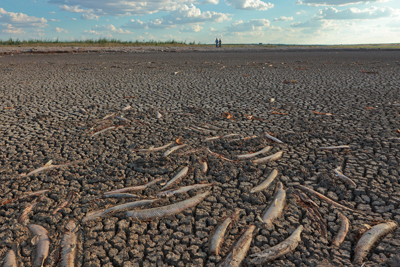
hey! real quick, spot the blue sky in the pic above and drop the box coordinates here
[0,0,399,44]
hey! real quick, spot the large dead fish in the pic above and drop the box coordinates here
[3,244,18,267]
[1,189,49,206]
[237,146,272,159]
[103,178,161,195]
[331,212,349,247]
[253,151,283,164]
[60,220,78,267]
[21,160,82,177]
[126,191,210,221]
[18,195,44,223]
[249,225,303,264]
[28,224,50,267]
[161,166,189,190]
[217,225,255,267]
[250,169,278,193]
[157,183,213,198]
[209,210,241,255]
[262,182,286,225]
[353,221,397,264]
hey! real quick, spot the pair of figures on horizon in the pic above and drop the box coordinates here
[215,38,221,47]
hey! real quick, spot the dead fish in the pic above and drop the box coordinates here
[19,195,44,223]
[162,166,189,190]
[353,221,397,264]
[91,126,116,137]
[101,193,138,199]
[28,224,50,267]
[206,148,236,162]
[156,111,162,118]
[116,116,130,122]
[126,190,210,221]
[79,108,87,114]
[209,210,241,255]
[200,161,207,173]
[253,151,283,164]
[102,113,116,120]
[228,135,258,143]
[217,225,255,267]
[83,199,158,223]
[319,145,350,150]
[221,133,242,139]
[21,160,83,177]
[104,178,162,195]
[137,143,173,152]
[52,191,76,215]
[163,144,187,157]
[249,225,303,264]
[157,183,214,198]
[122,105,132,111]
[3,243,18,267]
[237,146,272,159]
[265,133,283,144]
[1,189,50,206]
[250,169,278,193]
[61,220,78,267]
[331,212,350,247]
[333,167,356,187]
[297,184,357,213]
[175,147,203,156]
[202,136,222,142]
[262,182,286,225]
[190,125,217,134]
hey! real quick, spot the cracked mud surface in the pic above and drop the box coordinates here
[1,50,400,266]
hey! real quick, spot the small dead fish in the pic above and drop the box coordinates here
[237,146,272,159]
[79,108,87,114]
[175,147,203,156]
[21,160,83,177]
[137,143,173,152]
[126,191,210,221]
[102,113,116,120]
[262,182,286,225]
[101,193,138,199]
[190,125,217,134]
[218,225,255,267]
[333,168,356,187]
[297,184,358,213]
[52,191,76,215]
[61,220,78,267]
[162,166,189,190]
[319,145,350,150]
[222,133,242,139]
[206,148,236,162]
[250,169,278,193]
[83,199,158,223]
[91,126,116,137]
[331,212,349,247]
[209,210,241,255]
[200,161,207,173]
[253,151,283,164]
[28,224,50,267]
[104,178,161,195]
[202,136,222,142]
[265,133,283,144]
[353,221,397,264]
[122,105,132,111]
[249,225,303,264]
[3,244,18,267]
[163,144,187,157]
[228,135,258,143]
[116,116,130,122]
[19,195,44,223]
[157,183,213,198]
[156,111,162,118]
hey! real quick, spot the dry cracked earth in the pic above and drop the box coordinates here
[0,49,400,267]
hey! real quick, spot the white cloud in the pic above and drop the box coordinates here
[210,27,218,31]
[203,0,219,4]
[71,18,77,20]
[319,6,399,20]
[227,18,270,32]
[295,0,389,6]
[49,11,56,14]
[92,24,133,34]
[81,13,100,20]
[274,16,294,21]
[49,19,60,22]
[1,23,26,34]
[291,17,327,28]
[0,8,48,28]
[225,0,274,10]
[123,4,231,29]
[54,27,68,33]
[83,29,100,34]
[296,10,306,15]
[179,24,203,32]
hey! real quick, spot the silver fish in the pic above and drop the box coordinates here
[265,133,283,144]
[28,224,50,267]
[126,191,210,221]
[249,225,303,264]
[319,145,350,150]
[333,168,356,187]
[3,244,18,267]
[137,143,172,152]
[237,146,272,159]
[253,151,283,164]
[162,166,189,190]
[262,182,286,225]
[61,220,78,267]
[331,212,349,247]
[157,183,213,198]
[104,178,161,195]
[250,169,278,193]
[218,225,255,267]
[209,210,241,255]
[163,144,187,157]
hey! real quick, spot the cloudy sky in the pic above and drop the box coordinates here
[1,0,399,44]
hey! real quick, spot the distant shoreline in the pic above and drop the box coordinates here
[1,44,400,56]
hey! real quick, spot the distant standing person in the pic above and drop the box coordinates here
[215,38,219,47]
[219,38,221,48]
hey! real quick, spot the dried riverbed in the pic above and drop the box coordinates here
[1,49,400,266]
